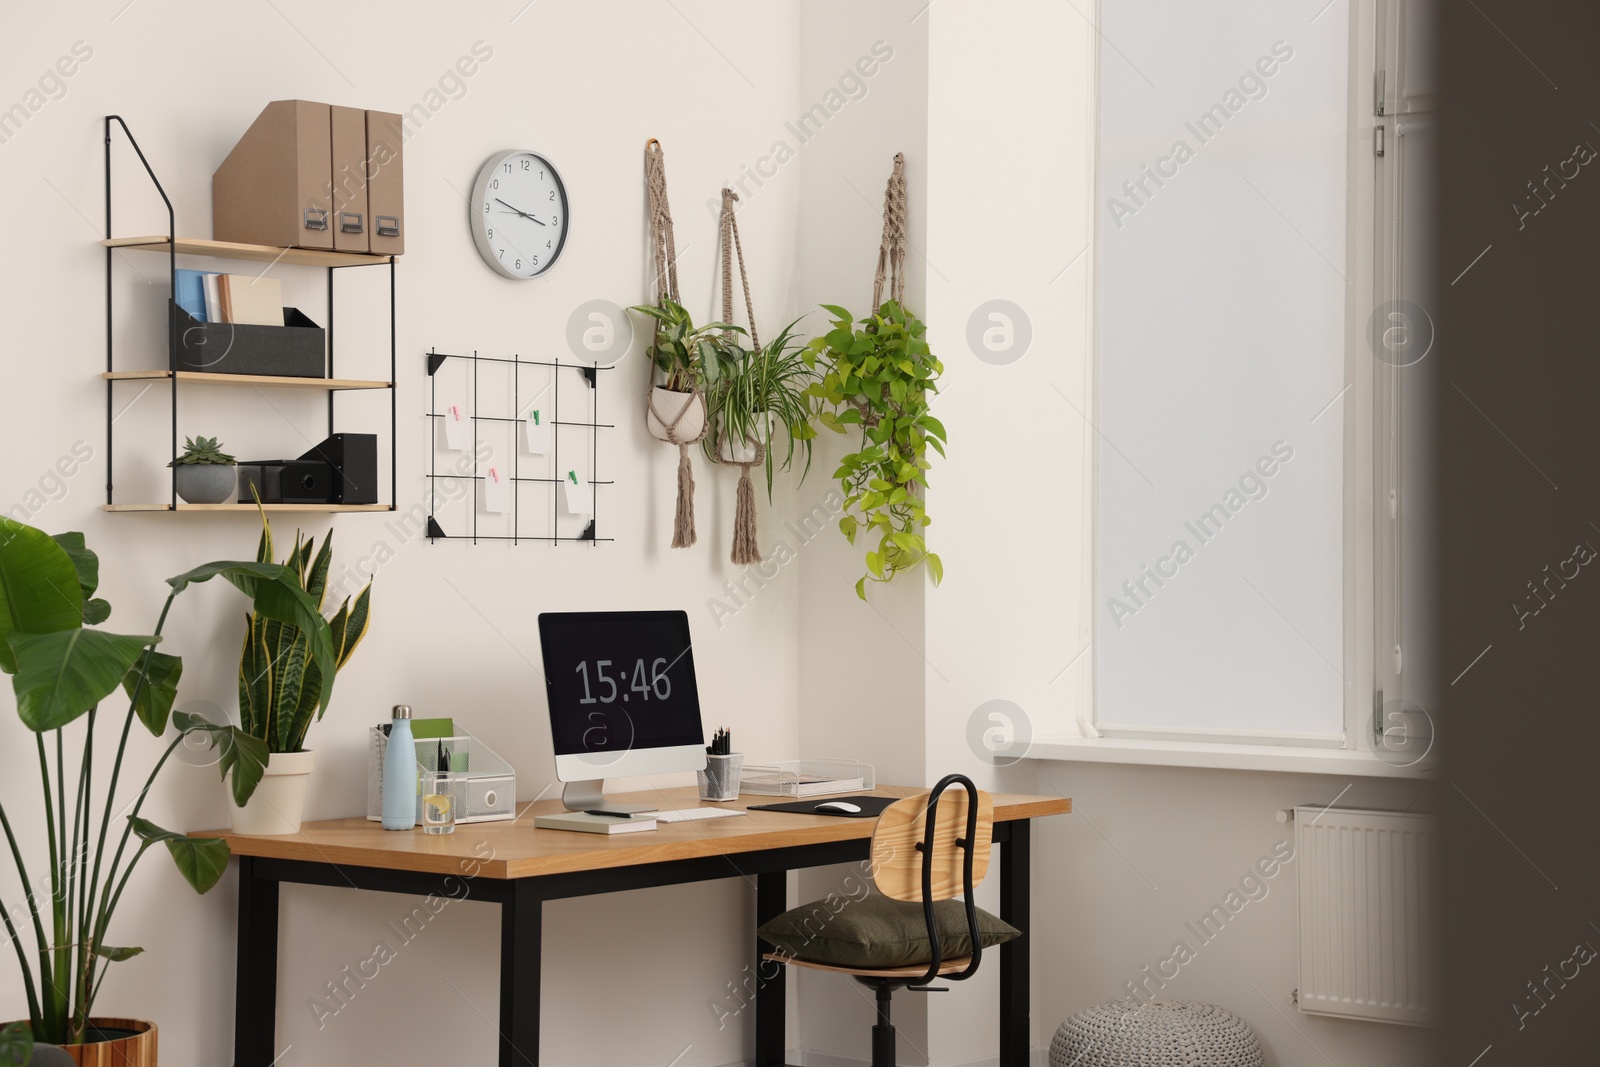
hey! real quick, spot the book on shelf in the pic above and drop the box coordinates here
[532,812,657,835]
[221,274,284,326]
[202,273,223,323]
[175,269,218,322]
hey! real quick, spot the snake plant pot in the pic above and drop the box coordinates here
[229,750,316,835]
[21,1018,158,1066]
[645,387,706,444]
[173,464,237,505]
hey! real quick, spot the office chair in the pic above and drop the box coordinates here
[757,774,1018,1067]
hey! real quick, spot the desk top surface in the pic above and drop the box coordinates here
[196,785,1070,880]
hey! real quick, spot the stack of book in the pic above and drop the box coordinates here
[175,269,284,327]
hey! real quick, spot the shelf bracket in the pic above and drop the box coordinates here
[426,517,447,541]
[580,365,597,389]
[427,350,448,376]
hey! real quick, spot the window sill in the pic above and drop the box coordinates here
[1025,736,1435,778]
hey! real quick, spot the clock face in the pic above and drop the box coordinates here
[469,150,569,279]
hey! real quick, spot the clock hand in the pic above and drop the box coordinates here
[495,198,547,226]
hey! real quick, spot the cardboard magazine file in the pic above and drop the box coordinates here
[213,100,335,250]
[330,104,369,253]
[365,109,405,255]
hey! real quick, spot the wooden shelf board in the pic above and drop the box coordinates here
[102,236,392,268]
[103,370,390,390]
[104,503,392,513]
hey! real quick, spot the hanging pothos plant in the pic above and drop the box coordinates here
[804,300,945,599]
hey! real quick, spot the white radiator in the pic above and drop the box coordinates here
[1294,806,1438,1026]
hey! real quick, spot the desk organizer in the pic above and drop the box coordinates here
[739,758,874,798]
[367,728,516,824]
[172,302,327,377]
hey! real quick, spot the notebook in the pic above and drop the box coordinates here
[532,812,658,835]
[220,274,284,327]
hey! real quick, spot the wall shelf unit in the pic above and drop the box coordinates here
[102,114,397,514]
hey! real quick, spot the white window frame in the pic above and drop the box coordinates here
[1035,0,1430,777]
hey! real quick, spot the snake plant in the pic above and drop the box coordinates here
[237,513,371,757]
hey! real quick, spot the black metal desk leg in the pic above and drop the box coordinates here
[999,820,1031,1067]
[755,870,788,1067]
[235,856,280,1067]
[500,880,541,1067]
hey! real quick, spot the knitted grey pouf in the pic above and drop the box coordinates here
[1049,999,1265,1067]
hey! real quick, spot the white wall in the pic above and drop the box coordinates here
[0,4,809,1066]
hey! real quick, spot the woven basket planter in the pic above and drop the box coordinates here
[1049,1000,1264,1067]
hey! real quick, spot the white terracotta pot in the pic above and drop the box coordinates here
[715,412,774,464]
[645,387,706,443]
[229,749,316,835]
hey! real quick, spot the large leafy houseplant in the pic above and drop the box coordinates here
[237,514,370,758]
[704,318,818,496]
[0,518,337,1057]
[805,300,947,599]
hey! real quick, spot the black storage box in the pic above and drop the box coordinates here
[301,433,378,504]
[239,434,378,504]
[237,461,335,504]
[172,302,326,378]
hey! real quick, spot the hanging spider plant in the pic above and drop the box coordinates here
[704,318,818,497]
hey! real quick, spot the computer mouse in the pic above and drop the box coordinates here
[815,801,862,814]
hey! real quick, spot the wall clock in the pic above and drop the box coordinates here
[469,149,569,279]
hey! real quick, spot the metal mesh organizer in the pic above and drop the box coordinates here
[367,728,516,824]
[1048,1000,1265,1067]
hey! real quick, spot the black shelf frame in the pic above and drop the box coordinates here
[424,348,614,545]
[103,114,398,511]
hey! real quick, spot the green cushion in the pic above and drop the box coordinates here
[758,894,1020,969]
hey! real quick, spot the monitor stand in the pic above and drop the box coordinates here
[562,779,657,814]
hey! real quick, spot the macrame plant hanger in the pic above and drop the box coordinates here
[872,151,908,312]
[854,152,909,437]
[644,138,706,548]
[714,187,764,565]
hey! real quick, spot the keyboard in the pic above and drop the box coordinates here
[651,807,749,824]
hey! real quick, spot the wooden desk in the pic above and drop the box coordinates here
[202,785,1070,1067]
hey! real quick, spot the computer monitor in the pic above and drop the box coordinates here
[536,610,708,812]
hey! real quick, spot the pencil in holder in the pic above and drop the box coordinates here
[698,753,744,802]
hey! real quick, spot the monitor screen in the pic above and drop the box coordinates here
[537,610,705,760]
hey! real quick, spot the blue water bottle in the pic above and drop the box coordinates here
[382,704,417,830]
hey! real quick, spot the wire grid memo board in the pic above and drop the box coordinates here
[424,348,614,544]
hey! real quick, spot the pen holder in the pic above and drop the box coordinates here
[698,753,744,802]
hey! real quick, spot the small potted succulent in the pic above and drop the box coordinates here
[169,434,237,504]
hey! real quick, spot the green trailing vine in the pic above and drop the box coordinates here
[805,300,945,599]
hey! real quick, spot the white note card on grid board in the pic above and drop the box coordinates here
[559,467,590,515]
[524,406,553,454]
[443,404,469,451]
[483,467,512,514]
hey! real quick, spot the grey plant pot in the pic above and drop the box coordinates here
[173,463,237,504]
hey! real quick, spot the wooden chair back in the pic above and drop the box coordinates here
[870,780,994,902]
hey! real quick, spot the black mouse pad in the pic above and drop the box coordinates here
[747,795,899,818]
